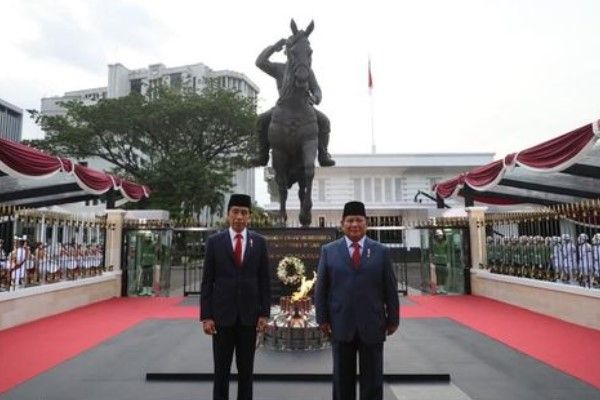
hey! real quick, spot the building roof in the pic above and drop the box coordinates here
[0,98,23,114]
[329,153,495,168]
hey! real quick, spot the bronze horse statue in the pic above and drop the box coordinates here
[268,20,319,226]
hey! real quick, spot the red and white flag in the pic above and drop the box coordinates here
[368,58,373,92]
[368,57,375,153]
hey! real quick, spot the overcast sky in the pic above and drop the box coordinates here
[2,0,600,202]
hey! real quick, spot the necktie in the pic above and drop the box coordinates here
[234,233,243,267]
[351,242,361,268]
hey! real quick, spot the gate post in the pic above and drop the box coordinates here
[105,209,127,271]
[466,206,487,269]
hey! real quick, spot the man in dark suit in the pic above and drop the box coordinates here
[315,201,400,400]
[200,194,271,400]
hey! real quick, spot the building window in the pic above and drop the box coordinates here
[170,73,182,91]
[364,178,372,202]
[131,78,142,94]
[352,178,362,200]
[374,178,382,202]
[384,178,392,202]
[46,226,53,241]
[394,178,403,201]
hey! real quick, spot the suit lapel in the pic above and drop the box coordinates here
[337,238,353,269]
[360,237,373,269]
[242,231,253,267]
[221,230,236,266]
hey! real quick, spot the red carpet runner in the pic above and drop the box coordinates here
[0,295,599,393]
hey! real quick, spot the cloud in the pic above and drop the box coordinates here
[91,0,169,53]
[20,0,168,74]
[22,8,105,73]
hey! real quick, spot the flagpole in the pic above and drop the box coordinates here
[370,89,375,154]
[368,57,376,154]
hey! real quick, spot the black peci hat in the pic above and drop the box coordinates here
[342,201,366,218]
[227,194,252,211]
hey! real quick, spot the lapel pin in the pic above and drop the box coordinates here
[250,238,254,248]
[367,248,371,258]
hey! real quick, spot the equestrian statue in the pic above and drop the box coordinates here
[251,19,335,226]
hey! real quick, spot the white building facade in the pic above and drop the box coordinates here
[265,152,494,247]
[0,98,23,142]
[40,62,260,210]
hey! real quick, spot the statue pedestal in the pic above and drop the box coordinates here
[262,296,329,351]
[254,227,338,304]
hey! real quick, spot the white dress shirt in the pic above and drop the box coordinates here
[344,235,366,257]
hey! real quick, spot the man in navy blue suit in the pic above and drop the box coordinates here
[315,201,400,400]
[200,194,271,400]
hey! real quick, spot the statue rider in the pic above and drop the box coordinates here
[250,30,336,167]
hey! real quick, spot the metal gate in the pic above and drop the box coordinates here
[417,227,471,295]
[179,226,412,297]
[172,227,216,296]
[122,228,172,297]
[367,226,410,295]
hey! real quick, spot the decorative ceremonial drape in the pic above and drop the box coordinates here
[0,138,150,201]
[434,120,600,202]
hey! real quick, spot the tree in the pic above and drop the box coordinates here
[28,82,257,218]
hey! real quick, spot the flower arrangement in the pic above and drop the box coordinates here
[277,256,305,286]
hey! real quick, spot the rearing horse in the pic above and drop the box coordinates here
[269,20,318,226]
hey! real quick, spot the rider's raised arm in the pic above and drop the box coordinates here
[308,69,322,105]
[256,39,286,79]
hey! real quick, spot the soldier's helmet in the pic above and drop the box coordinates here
[434,229,444,239]
[561,233,571,242]
[592,233,600,245]
[578,233,589,244]
[534,235,543,243]
[552,236,562,244]
[519,236,528,244]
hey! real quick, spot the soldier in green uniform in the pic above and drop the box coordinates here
[508,236,521,276]
[541,236,553,280]
[492,237,500,273]
[520,236,533,278]
[501,236,511,275]
[531,236,543,279]
[138,235,156,296]
[486,236,496,272]
[430,229,450,294]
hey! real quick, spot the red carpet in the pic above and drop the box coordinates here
[410,295,600,389]
[0,297,194,393]
[1,295,599,393]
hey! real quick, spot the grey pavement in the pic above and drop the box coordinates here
[2,318,599,400]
